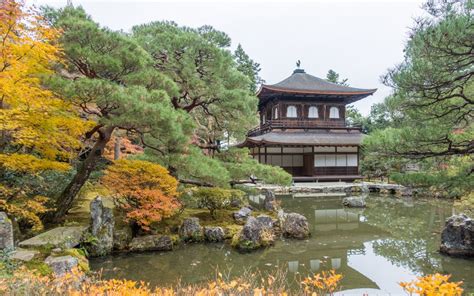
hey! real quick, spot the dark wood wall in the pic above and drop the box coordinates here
[260,99,346,126]
[250,145,359,177]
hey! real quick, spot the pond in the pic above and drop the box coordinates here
[90,194,474,293]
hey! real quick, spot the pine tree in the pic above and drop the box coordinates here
[326,69,348,86]
[44,7,193,220]
[234,44,264,93]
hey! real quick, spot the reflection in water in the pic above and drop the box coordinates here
[91,195,474,293]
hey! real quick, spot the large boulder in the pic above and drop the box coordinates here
[256,215,274,230]
[233,216,274,251]
[342,196,366,208]
[281,213,310,239]
[179,218,203,242]
[440,214,474,257]
[87,196,114,257]
[129,235,173,252]
[44,255,79,276]
[233,207,252,224]
[263,190,278,212]
[0,212,14,250]
[204,226,225,242]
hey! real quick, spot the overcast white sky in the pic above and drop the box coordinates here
[32,0,426,114]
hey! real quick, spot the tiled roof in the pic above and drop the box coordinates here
[257,69,376,97]
[241,130,364,146]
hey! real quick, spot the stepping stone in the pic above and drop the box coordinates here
[11,249,39,261]
[19,226,88,249]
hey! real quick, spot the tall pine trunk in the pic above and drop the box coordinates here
[52,126,115,221]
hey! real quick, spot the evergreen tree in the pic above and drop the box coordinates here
[44,7,193,220]
[234,44,264,93]
[376,0,473,159]
[326,69,348,86]
[363,0,473,197]
[132,22,259,151]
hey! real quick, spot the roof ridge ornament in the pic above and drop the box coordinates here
[294,60,306,73]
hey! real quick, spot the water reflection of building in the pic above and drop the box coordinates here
[267,196,389,290]
[314,208,361,232]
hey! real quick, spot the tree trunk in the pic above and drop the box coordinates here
[52,126,115,222]
[114,136,121,160]
[178,178,214,187]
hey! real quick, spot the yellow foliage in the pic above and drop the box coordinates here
[0,185,50,232]
[0,153,70,173]
[0,0,93,171]
[399,273,463,296]
[301,269,343,295]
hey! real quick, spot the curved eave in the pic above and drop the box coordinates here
[257,85,377,97]
[237,132,364,147]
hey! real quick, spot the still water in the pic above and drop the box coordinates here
[91,194,474,293]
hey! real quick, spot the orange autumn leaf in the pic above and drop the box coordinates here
[101,159,180,231]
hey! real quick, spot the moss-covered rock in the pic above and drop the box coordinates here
[178,218,203,242]
[62,248,90,272]
[129,235,173,252]
[232,217,274,251]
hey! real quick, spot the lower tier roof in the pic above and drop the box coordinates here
[239,130,364,146]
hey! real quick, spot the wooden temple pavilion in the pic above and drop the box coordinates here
[239,68,376,181]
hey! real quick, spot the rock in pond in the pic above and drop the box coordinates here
[263,190,278,212]
[342,196,366,208]
[204,226,225,242]
[256,215,274,229]
[0,212,14,250]
[179,218,203,242]
[440,214,474,257]
[281,213,310,239]
[113,226,133,251]
[234,216,274,251]
[19,226,88,249]
[44,255,79,276]
[129,235,173,252]
[233,207,252,223]
[397,187,414,197]
[88,196,114,257]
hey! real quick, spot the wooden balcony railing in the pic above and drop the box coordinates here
[247,120,361,137]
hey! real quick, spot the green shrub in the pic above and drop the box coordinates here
[193,187,245,219]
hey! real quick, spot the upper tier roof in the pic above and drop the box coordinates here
[257,69,376,103]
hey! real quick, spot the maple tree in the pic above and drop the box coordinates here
[101,159,181,231]
[103,136,144,161]
[0,0,90,231]
[0,0,89,170]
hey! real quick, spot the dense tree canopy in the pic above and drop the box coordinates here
[0,0,90,231]
[371,0,473,159]
[0,0,88,171]
[44,6,193,219]
[362,0,473,197]
[132,22,258,149]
